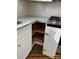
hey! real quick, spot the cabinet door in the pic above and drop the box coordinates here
[43,26,61,58]
[17,24,32,59]
[17,33,32,59]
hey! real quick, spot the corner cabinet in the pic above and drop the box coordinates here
[17,24,32,59]
[43,26,61,58]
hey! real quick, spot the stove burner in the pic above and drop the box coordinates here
[48,16,61,26]
[48,16,61,21]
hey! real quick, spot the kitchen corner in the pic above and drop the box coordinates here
[17,0,61,59]
[17,16,49,29]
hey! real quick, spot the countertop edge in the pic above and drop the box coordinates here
[17,16,49,29]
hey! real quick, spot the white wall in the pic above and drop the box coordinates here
[17,0,28,17]
[17,0,61,17]
[27,1,61,17]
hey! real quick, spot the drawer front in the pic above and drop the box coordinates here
[17,30,32,40]
[17,33,32,59]
[17,24,32,40]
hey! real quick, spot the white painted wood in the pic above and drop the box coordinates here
[17,24,31,40]
[43,26,61,58]
[17,24,32,59]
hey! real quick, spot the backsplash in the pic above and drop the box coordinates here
[17,0,28,17]
[27,2,61,17]
[17,0,61,17]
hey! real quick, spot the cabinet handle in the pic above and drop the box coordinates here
[45,33,49,35]
[43,49,46,51]
[18,44,21,47]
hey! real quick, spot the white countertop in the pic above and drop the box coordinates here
[17,16,49,29]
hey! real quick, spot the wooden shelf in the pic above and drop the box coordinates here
[32,32,44,45]
[32,22,45,34]
[32,22,45,46]
[33,28,45,34]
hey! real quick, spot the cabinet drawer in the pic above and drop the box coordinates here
[17,27,32,40]
[17,30,32,40]
[17,24,32,39]
[17,33,32,59]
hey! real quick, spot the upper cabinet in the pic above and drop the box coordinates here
[27,0,53,2]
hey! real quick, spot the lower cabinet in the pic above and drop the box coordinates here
[32,22,61,58]
[17,24,32,59]
[17,22,61,59]
[43,26,61,58]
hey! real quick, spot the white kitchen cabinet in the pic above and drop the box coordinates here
[17,24,32,59]
[17,24,32,40]
[43,26,61,58]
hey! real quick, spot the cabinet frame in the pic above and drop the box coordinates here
[32,22,45,46]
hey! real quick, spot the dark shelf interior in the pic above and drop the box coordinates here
[32,22,45,34]
[32,32,44,45]
[32,22,45,45]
